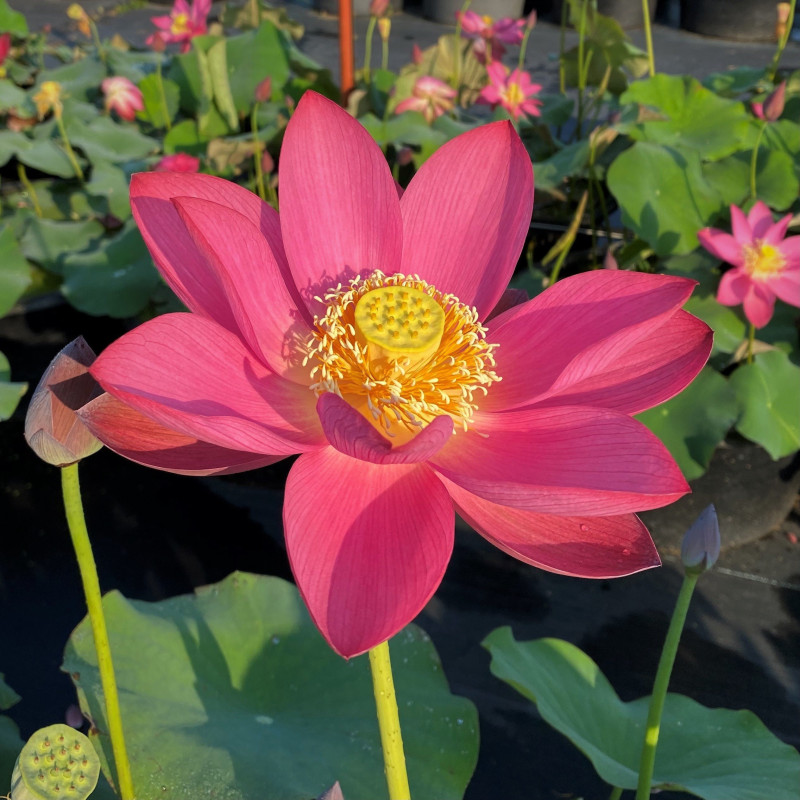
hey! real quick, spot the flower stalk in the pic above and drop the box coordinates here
[61,463,134,800]
[17,163,43,217]
[156,58,172,131]
[251,104,267,202]
[55,114,85,183]
[641,0,655,76]
[767,0,795,81]
[363,14,377,84]
[369,640,410,799]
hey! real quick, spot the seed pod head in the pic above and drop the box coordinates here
[24,338,103,467]
[681,504,721,575]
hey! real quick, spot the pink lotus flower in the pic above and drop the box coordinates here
[698,201,800,328]
[477,62,542,121]
[146,0,210,53]
[101,76,144,122]
[458,10,524,63]
[395,76,457,123]
[80,91,711,658]
[153,152,201,173]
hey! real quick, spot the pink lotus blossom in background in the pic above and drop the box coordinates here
[458,10,524,63]
[153,152,200,172]
[698,201,800,328]
[81,91,711,658]
[395,75,457,123]
[477,62,542,121]
[146,0,210,53]
[101,76,144,122]
[0,32,10,63]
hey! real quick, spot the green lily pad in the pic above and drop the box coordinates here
[622,74,750,160]
[532,139,591,195]
[702,67,766,96]
[0,78,29,113]
[17,139,81,179]
[63,572,478,800]
[484,628,800,800]
[226,21,290,115]
[65,117,158,165]
[636,366,739,480]
[703,149,800,211]
[137,74,180,130]
[0,224,32,315]
[85,161,132,220]
[163,119,205,155]
[0,0,27,35]
[0,129,29,166]
[61,221,160,317]
[105,48,165,85]
[20,217,105,275]
[607,142,724,256]
[729,350,800,459]
[0,674,23,789]
[33,58,105,103]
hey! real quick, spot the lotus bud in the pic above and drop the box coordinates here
[254,76,272,104]
[525,10,537,30]
[603,248,619,269]
[150,31,166,53]
[411,43,423,65]
[369,0,390,17]
[680,504,721,575]
[378,17,391,41]
[25,337,103,467]
[317,782,345,800]
[396,146,413,166]
[776,2,791,40]
[261,149,275,175]
[761,80,786,122]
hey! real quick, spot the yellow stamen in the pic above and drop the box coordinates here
[301,271,500,442]
[743,241,785,280]
[171,12,190,34]
[481,14,494,25]
[504,82,524,108]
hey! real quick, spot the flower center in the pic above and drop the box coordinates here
[171,12,190,33]
[743,241,785,281]
[505,81,524,108]
[301,271,500,442]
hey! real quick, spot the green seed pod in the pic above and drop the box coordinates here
[9,724,100,800]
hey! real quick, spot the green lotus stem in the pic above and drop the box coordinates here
[609,787,623,800]
[635,572,699,800]
[156,59,172,132]
[364,15,377,84]
[17,163,43,217]
[746,322,756,364]
[558,0,567,94]
[61,463,134,800]
[54,115,85,182]
[369,640,410,799]
[452,0,471,91]
[381,36,389,72]
[576,0,591,137]
[251,104,267,202]
[517,20,532,70]
[642,0,655,76]
[767,0,795,81]
[89,18,106,65]
[749,121,766,201]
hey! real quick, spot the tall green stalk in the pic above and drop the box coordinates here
[641,0,655,76]
[55,114,85,182]
[767,0,796,80]
[369,640,410,799]
[634,573,699,799]
[61,463,134,800]
[363,15,377,84]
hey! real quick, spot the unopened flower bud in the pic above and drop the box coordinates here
[369,0,390,17]
[150,31,166,53]
[411,43,423,65]
[254,76,272,104]
[603,248,619,269]
[525,10,537,30]
[396,146,413,166]
[680,504,721,575]
[261,149,275,175]
[25,338,103,467]
[776,2,791,40]
[377,17,391,41]
[762,80,786,122]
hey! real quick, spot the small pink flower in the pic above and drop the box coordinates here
[752,80,786,122]
[458,10,523,63]
[395,76,457,124]
[154,153,201,173]
[477,62,542,121]
[698,201,800,328]
[146,0,210,54]
[101,76,144,122]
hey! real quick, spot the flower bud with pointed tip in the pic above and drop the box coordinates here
[254,76,272,104]
[762,80,786,122]
[369,0,390,17]
[681,504,721,575]
[25,337,103,467]
[377,16,391,41]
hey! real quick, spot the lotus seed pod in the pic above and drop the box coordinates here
[24,337,103,467]
[9,724,100,800]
